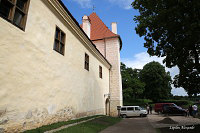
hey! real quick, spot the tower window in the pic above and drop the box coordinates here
[84,53,89,71]
[99,66,102,78]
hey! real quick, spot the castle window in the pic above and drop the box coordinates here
[84,53,89,71]
[53,27,65,55]
[0,0,30,30]
[99,66,102,78]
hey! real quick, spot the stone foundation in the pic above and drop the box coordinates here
[0,107,73,133]
[0,107,105,133]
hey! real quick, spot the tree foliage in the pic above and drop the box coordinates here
[132,0,200,96]
[140,61,172,101]
[121,63,145,100]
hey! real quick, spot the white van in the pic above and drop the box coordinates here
[120,106,147,118]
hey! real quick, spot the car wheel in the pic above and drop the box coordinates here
[122,114,127,118]
[140,114,143,117]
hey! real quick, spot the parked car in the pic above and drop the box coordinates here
[162,104,187,116]
[120,106,147,118]
[154,103,175,113]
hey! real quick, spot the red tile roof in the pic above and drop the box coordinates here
[89,12,119,40]
[81,12,122,49]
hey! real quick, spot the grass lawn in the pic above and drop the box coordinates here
[156,124,200,133]
[23,115,102,133]
[56,116,122,133]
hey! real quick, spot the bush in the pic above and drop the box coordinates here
[158,100,193,108]
[123,99,152,107]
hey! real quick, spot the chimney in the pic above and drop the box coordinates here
[111,22,117,34]
[82,15,91,38]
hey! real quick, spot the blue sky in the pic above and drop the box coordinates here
[62,0,187,96]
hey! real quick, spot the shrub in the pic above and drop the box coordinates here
[158,100,193,108]
[123,99,152,107]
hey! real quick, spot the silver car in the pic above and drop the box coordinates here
[120,106,147,118]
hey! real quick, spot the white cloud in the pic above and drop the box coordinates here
[108,0,133,10]
[69,0,92,8]
[121,52,188,96]
[122,52,163,69]
[171,85,188,96]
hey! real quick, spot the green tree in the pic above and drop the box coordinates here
[123,87,133,100]
[121,63,145,100]
[132,0,200,96]
[140,61,172,101]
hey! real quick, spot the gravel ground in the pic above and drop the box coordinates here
[101,117,156,133]
[147,111,200,128]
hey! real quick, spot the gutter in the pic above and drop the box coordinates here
[57,0,112,67]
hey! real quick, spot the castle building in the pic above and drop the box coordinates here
[0,0,122,132]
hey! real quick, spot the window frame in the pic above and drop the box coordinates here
[99,65,102,78]
[84,53,89,71]
[127,107,134,111]
[53,26,66,56]
[135,107,140,111]
[121,107,126,111]
[0,0,30,31]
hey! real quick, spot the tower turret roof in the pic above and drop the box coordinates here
[81,12,122,49]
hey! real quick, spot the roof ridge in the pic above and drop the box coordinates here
[88,12,119,40]
[89,12,118,36]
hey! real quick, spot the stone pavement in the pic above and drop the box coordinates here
[100,117,156,133]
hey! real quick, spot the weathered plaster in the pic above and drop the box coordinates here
[0,0,110,132]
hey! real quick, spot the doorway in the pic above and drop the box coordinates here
[105,98,110,116]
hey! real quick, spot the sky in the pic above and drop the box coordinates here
[61,0,187,96]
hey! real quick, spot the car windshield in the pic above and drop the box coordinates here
[139,107,144,110]
[172,104,182,109]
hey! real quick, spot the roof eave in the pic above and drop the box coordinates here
[57,0,112,68]
[92,35,122,51]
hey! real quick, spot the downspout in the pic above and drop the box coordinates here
[109,67,111,116]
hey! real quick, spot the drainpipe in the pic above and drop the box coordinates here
[108,67,111,116]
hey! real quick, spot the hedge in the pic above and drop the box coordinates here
[158,100,193,106]
[123,99,152,106]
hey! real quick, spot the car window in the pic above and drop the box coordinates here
[135,107,139,110]
[172,104,181,109]
[139,107,143,110]
[127,107,134,111]
[172,104,178,107]
[121,107,126,111]
[164,104,170,107]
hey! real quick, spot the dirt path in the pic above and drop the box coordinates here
[100,117,156,133]
[44,116,102,133]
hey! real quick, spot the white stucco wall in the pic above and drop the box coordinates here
[93,37,123,116]
[0,0,110,132]
[93,40,105,57]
